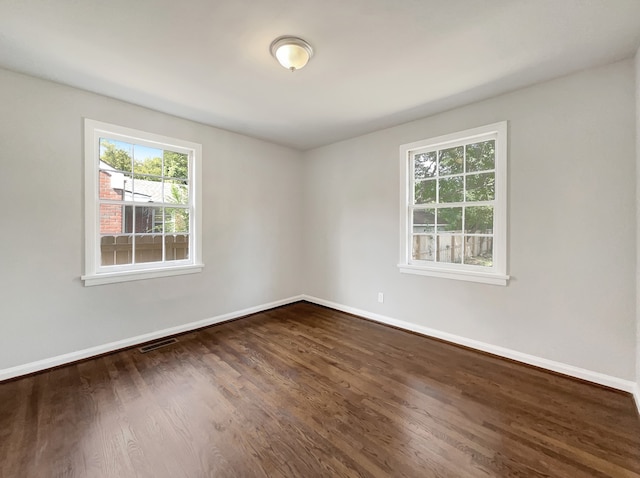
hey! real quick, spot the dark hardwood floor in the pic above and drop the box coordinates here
[1,301,639,477]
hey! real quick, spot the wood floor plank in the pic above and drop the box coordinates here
[1,301,639,477]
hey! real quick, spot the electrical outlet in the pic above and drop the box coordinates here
[377,292,384,303]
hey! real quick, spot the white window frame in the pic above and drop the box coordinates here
[82,119,203,286]
[398,121,509,286]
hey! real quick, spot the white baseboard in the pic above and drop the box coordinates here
[302,295,637,394]
[0,295,305,382]
[4,294,638,401]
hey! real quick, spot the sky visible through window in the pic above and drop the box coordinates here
[99,139,162,164]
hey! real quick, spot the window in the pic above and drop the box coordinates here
[398,122,508,285]
[83,119,203,286]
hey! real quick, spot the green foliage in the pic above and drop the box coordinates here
[434,204,493,234]
[466,173,494,201]
[101,141,189,185]
[414,152,436,179]
[164,151,188,180]
[134,157,163,178]
[166,208,189,233]
[415,180,436,204]
[438,146,463,176]
[166,185,189,233]
[464,206,493,233]
[439,176,463,203]
[169,183,188,204]
[412,139,496,266]
[466,140,495,172]
[100,140,132,172]
[437,207,462,232]
[100,139,190,235]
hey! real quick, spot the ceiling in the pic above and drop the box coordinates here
[1,0,640,151]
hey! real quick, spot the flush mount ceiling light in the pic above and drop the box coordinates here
[270,36,314,71]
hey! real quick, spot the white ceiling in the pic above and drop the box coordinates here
[1,0,640,150]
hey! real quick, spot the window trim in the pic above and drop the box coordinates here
[398,121,509,286]
[82,119,203,286]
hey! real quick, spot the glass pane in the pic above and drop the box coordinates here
[164,151,189,179]
[133,206,163,234]
[436,207,462,232]
[466,172,495,201]
[131,176,163,203]
[464,236,493,266]
[466,140,495,173]
[165,208,190,233]
[123,206,133,233]
[436,235,463,264]
[98,169,126,200]
[165,234,190,261]
[164,180,189,205]
[100,235,132,266]
[100,138,132,172]
[134,235,163,264]
[439,177,463,203]
[412,209,434,233]
[100,204,126,234]
[438,146,463,176]
[414,151,436,180]
[412,235,434,261]
[133,145,163,177]
[414,180,436,204]
[464,206,493,234]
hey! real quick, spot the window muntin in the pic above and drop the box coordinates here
[98,138,190,267]
[84,119,202,286]
[399,122,508,285]
[411,138,495,267]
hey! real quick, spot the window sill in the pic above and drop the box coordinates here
[398,264,509,286]
[82,264,204,286]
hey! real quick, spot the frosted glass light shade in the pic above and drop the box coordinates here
[270,36,313,71]
[275,44,309,70]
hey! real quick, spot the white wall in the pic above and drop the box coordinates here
[303,60,637,381]
[0,68,304,370]
[1,58,637,388]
